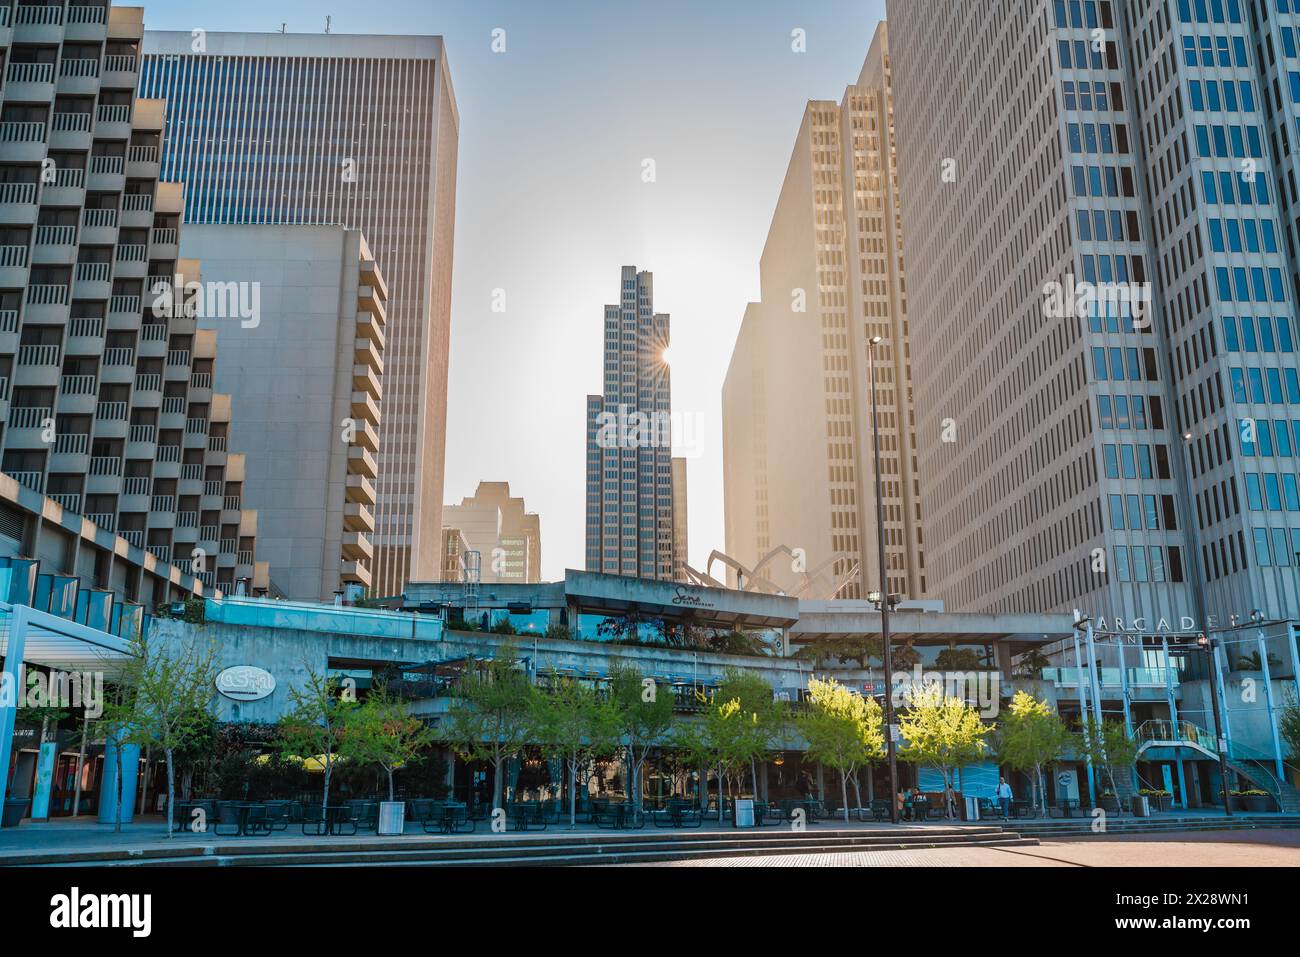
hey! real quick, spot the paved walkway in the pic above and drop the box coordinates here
[627,830,1300,867]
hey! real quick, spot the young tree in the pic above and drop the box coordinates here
[533,674,619,827]
[1281,705,1300,762]
[797,677,885,823]
[608,665,675,810]
[995,691,1072,813]
[277,663,356,810]
[716,668,784,796]
[1077,716,1140,805]
[897,682,994,817]
[438,647,539,812]
[115,634,220,837]
[339,684,435,802]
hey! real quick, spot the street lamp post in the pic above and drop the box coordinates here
[867,336,899,823]
[1195,633,1233,817]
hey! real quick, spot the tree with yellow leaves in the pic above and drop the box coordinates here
[898,682,994,818]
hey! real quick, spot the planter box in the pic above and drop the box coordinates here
[377,801,406,835]
[1242,795,1274,813]
[1100,796,1121,814]
[2,798,28,827]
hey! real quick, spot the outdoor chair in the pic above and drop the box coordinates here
[243,804,274,836]
[444,804,476,834]
[263,802,293,832]
[870,799,891,822]
[348,800,378,831]
[407,799,434,828]
[301,805,328,836]
[213,801,244,837]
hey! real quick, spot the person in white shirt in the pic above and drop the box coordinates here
[997,777,1013,819]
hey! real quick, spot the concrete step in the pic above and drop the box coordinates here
[4,825,1035,868]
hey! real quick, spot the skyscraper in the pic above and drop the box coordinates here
[889,0,1300,624]
[671,456,688,581]
[722,25,924,601]
[0,2,264,595]
[138,31,458,597]
[585,266,675,581]
[442,480,541,584]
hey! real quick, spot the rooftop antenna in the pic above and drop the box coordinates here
[325,16,331,34]
[279,23,286,34]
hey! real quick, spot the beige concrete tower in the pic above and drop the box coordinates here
[722,24,925,600]
[442,481,540,584]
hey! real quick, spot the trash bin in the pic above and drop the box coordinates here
[2,798,28,827]
[377,801,407,836]
[733,798,756,828]
[1131,795,1150,818]
[963,796,980,821]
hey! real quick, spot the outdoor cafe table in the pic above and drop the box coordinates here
[782,799,820,824]
[220,802,274,836]
[436,802,467,834]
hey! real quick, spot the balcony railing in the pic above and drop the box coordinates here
[177,510,198,527]
[103,346,133,366]
[0,245,28,268]
[58,58,99,78]
[223,496,241,512]
[140,322,167,342]
[156,444,181,462]
[0,182,37,205]
[181,463,203,481]
[16,4,63,25]
[82,207,117,228]
[0,310,17,334]
[18,343,60,365]
[53,166,85,188]
[121,529,144,548]
[26,284,68,305]
[129,145,159,165]
[95,399,127,420]
[95,106,131,126]
[87,512,114,532]
[8,406,50,429]
[53,432,89,454]
[68,317,103,338]
[151,494,176,513]
[161,396,185,415]
[90,154,125,174]
[122,194,153,212]
[8,471,44,493]
[104,55,138,73]
[237,550,254,566]
[202,481,222,497]
[167,349,190,367]
[75,261,111,283]
[134,373,162,392]
[186,417,207,435]
[110,294,142,315]
[67,5,108,24]
[128,423,156,444]
[146,544,171,563]
[89,455,121,476]
[151,227,178,246]
[190,372,211,389]
[122,476,149,496]
[207,435,227,452]
[49,492,80,512]
[116,243,146,262]
[219,538,237,554]
[35,225,76,246]
[6,62,55,84]
[0,122,46,142]
[199,524,218,541]
[50,113,91,134]
[60,373,96,395]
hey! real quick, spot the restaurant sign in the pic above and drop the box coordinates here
[215,665,276,702]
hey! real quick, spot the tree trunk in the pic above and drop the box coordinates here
[386,767,395,803]
[165,748,175,838]
[751,758,759,798]
[71,718,88,817]
[139,748,151,816]
[112,735,123,834]
[492,759,503,812]
[322,759,332,810]
[568,756,577,829]
[717,763,725,822]
[841,771,850,823]
[850,772,863,812]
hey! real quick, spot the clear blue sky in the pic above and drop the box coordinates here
[142,0,887,579]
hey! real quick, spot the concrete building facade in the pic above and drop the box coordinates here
[585,266,675,581]
[441,480,540,585]
[0,2,265,596]
[723,25,924,601]
[671,455,687,581]
[138,30,458,598]
[177,224,388,601]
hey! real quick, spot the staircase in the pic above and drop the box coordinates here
[0,825,1037,868]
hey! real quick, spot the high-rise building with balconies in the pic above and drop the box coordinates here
[0,1,265,596]
[138,31,459,598]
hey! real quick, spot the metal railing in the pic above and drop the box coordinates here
[134,373,161,392]
[67,317,103,338]
[0,245,28,267]
[122,477,149,496]
[50,113,91,133]
[8,406,50,429]
[122,194,152,212]
[89,456,121,476]
[53,432,89,454]
[18,343,59,365]
[75,261,111,283]
[111,294,142,315]
[89,153,125,174]
[104,55,138,73]
[0,182,37,204]
[6,62,55,84]
[0,121,46,142]
[82,207,117,228]
[35,225,76,246]
[58,58,98,78]
[103,346,133,366]
[151,494,176,513]
[120,530,145,548]
[128,424,155,444]
[59,373,96,395]
[26,284,68,305]
[95,399,127,420]
[16,4,63,24]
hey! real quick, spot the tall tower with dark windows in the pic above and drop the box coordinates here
[138,31,458,597]
[585,266,675,581]
[889,0,1300,625]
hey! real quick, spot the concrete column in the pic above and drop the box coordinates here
[1161,636,1188,808]
[1257,630,1285,782]
[97,738,141,825]
[1072,633,1096,806]
[0,605,29,810]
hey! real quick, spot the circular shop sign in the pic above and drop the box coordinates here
[215,665,276,702]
